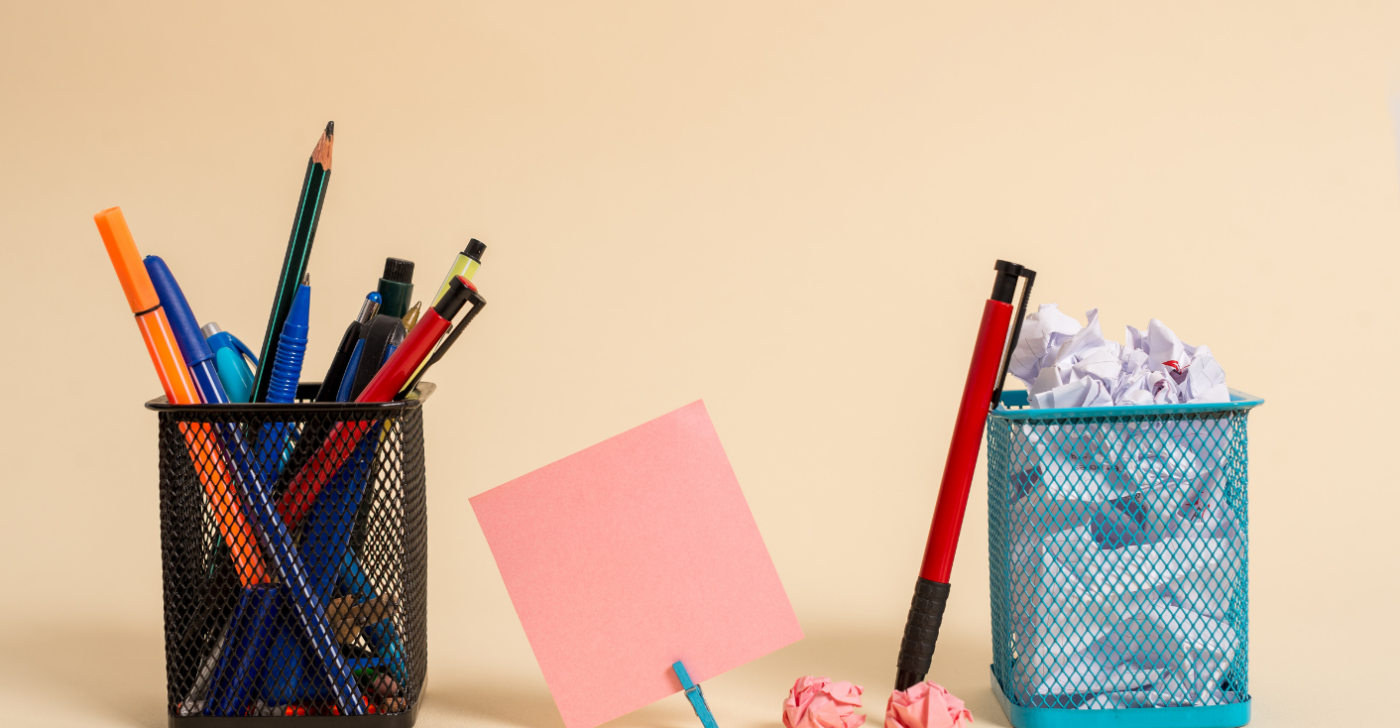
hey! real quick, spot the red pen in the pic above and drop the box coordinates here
[895,260,1034,691]
[278,275,485,526]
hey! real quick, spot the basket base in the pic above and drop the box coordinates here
[170,704,417,728]
[991,667,1250,728]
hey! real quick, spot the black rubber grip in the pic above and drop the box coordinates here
[894,578,950,691]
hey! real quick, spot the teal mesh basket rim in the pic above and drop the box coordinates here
[991,389,1263,421]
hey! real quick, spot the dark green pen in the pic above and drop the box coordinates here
[377,257,415,319]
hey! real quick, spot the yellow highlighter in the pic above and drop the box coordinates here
[430,239,486,305]
[400,239,486,391]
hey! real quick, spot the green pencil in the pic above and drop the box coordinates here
[252,120,334,403]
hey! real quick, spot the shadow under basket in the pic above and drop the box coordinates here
[147,382,434,726]
[985,389,1262,728]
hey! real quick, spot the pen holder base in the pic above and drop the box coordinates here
[169,703,418,727]
[150,383,433,724]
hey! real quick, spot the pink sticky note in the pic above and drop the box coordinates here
[471,400,803,728]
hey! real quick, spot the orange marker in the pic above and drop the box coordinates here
[95,207,268,587]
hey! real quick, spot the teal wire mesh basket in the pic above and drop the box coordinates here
[986,389,1262,728]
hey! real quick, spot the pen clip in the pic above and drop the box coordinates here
[229,332,260,367]
[397,288,487,400]
[990,266,1036,410]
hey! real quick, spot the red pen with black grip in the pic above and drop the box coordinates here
[895,260,1032,691]
[278,275,485,526]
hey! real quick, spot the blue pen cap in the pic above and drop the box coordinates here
[359,292,383,325]
[284,284,311,337]
[204,324,236,355]
[203,322,256,403]
[203,322,260,366]
[265,284,311,404]
[145,255,215,366]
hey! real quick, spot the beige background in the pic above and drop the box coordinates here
[1,1,1396,726]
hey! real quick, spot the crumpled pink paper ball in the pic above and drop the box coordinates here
[885,680,972,728]
[783,676,867,728]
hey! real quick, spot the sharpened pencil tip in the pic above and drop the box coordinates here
[311,122,334,167]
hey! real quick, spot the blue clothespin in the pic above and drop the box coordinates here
[672,661,719,728]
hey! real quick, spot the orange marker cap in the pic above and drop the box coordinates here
[94,206,161,313]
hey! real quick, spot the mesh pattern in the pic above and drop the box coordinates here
[987,402,1250,712]
[153,384,428,722]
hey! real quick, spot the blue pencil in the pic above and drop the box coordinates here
[145,257,365,716]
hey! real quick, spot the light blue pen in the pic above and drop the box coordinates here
[201,322,258,403]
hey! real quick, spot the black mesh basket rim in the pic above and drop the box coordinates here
[145,383,435,414]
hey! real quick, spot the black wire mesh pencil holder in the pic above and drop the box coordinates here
[147,383,433,726]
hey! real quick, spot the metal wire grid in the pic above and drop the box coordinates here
[156,395,427,720]
[987,407,1250,711]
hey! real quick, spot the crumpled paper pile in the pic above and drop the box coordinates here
[885,681,972,728]
[783,676,866,728]
[782,678,971,728]
[1007,305,1228,408]
[1000,315,1248,709]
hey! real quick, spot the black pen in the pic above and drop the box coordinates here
[314,291,381,402]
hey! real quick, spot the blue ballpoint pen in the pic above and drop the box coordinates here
[281,321,410,700]
[254,280,310,488]
[143,257,227,410]
[339,313,404,402]
[142,256,267,712]
[316,292,381,402]
[336,338,367,403]
[143,257,365,716]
